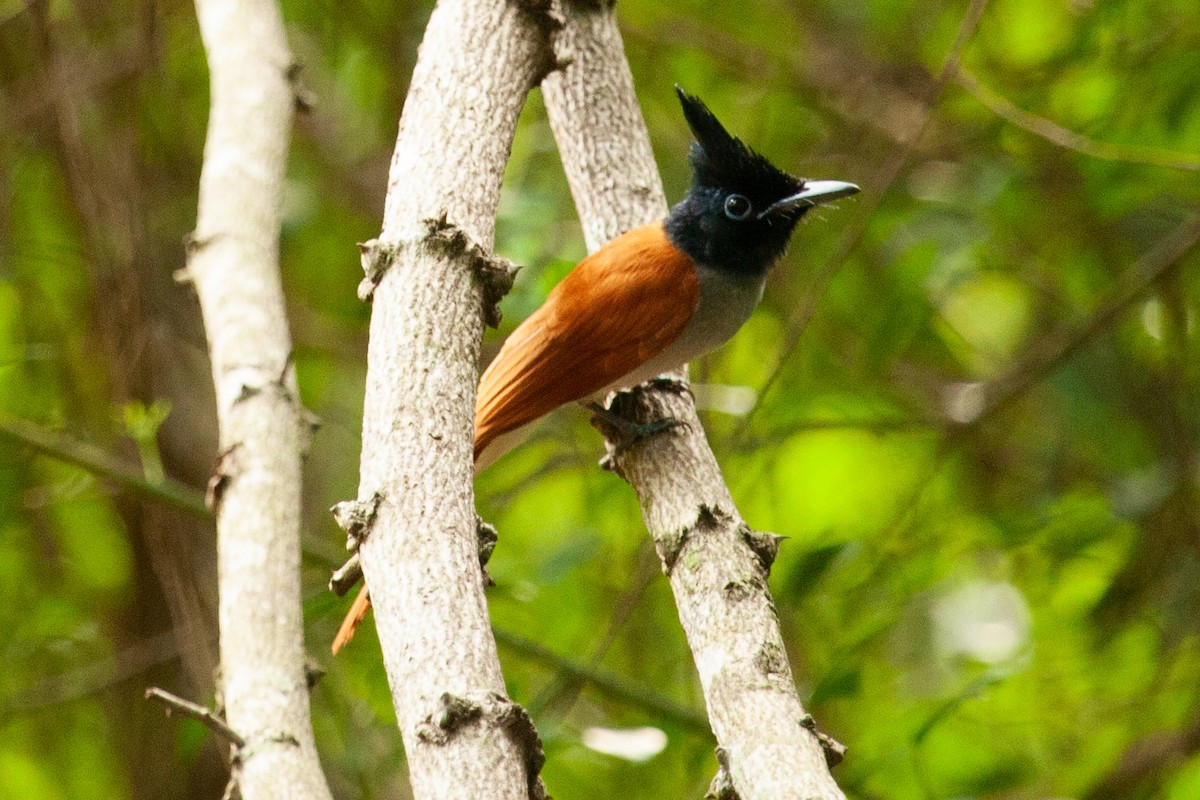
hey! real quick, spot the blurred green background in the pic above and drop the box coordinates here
[2,0,1199,797]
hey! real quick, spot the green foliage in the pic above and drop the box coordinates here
[2,0,1200,797]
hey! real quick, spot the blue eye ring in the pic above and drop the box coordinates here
[724,193,753,221]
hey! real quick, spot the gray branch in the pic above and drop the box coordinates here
[190,0,332,797]
[344,0,557,797]
[541,3,846,798]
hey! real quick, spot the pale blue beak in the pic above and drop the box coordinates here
[760,180,860,218]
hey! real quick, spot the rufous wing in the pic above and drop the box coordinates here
[474,222,699,461]
[332,224,697,654]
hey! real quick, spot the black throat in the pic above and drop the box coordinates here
[664,188,804,279]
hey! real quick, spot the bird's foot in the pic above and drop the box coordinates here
[586,402,685,456]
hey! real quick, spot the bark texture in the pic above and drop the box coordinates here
[344,1,556,798]
[542,4,846,798]
[190,1,332,798]
[541,3,667,246]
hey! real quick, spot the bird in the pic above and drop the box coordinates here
[331,86,858,653]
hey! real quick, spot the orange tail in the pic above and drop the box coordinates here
[331,585,372,654]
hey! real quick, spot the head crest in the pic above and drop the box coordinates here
[675,86,801,201]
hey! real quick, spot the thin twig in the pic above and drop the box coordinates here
[8,631,181,711]
[526,540,661,719]
[329,552,362,596]
[955,67,1200,173]
[493,628,710,733]
[729,416,944,454]
[962,214,1200,430]
[0,410,210,517]
[144,686,245,748]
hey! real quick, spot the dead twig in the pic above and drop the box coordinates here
[144,686,245,748]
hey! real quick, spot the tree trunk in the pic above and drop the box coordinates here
[342,1,557,797]
[190,0,332,797]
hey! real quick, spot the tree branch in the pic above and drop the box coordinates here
[342,1,557,797]
[190,0,332,797]
[494,628,710,733]
[0,410,210,516]
[145,686,246,749]
[955,66,1200,173]
[541,4,845,797]
[962,213,1200,429]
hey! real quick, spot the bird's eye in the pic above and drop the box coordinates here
[724,194,753,221]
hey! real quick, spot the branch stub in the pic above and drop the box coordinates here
[330,491,384,549]
[741,526,787,574]
[205,444,242,514]
[477,515,499,587]
[799,714,848,768]
[706,747,741,800]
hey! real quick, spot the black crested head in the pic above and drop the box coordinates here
[676,87,802,206]
[666,86,858,278]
